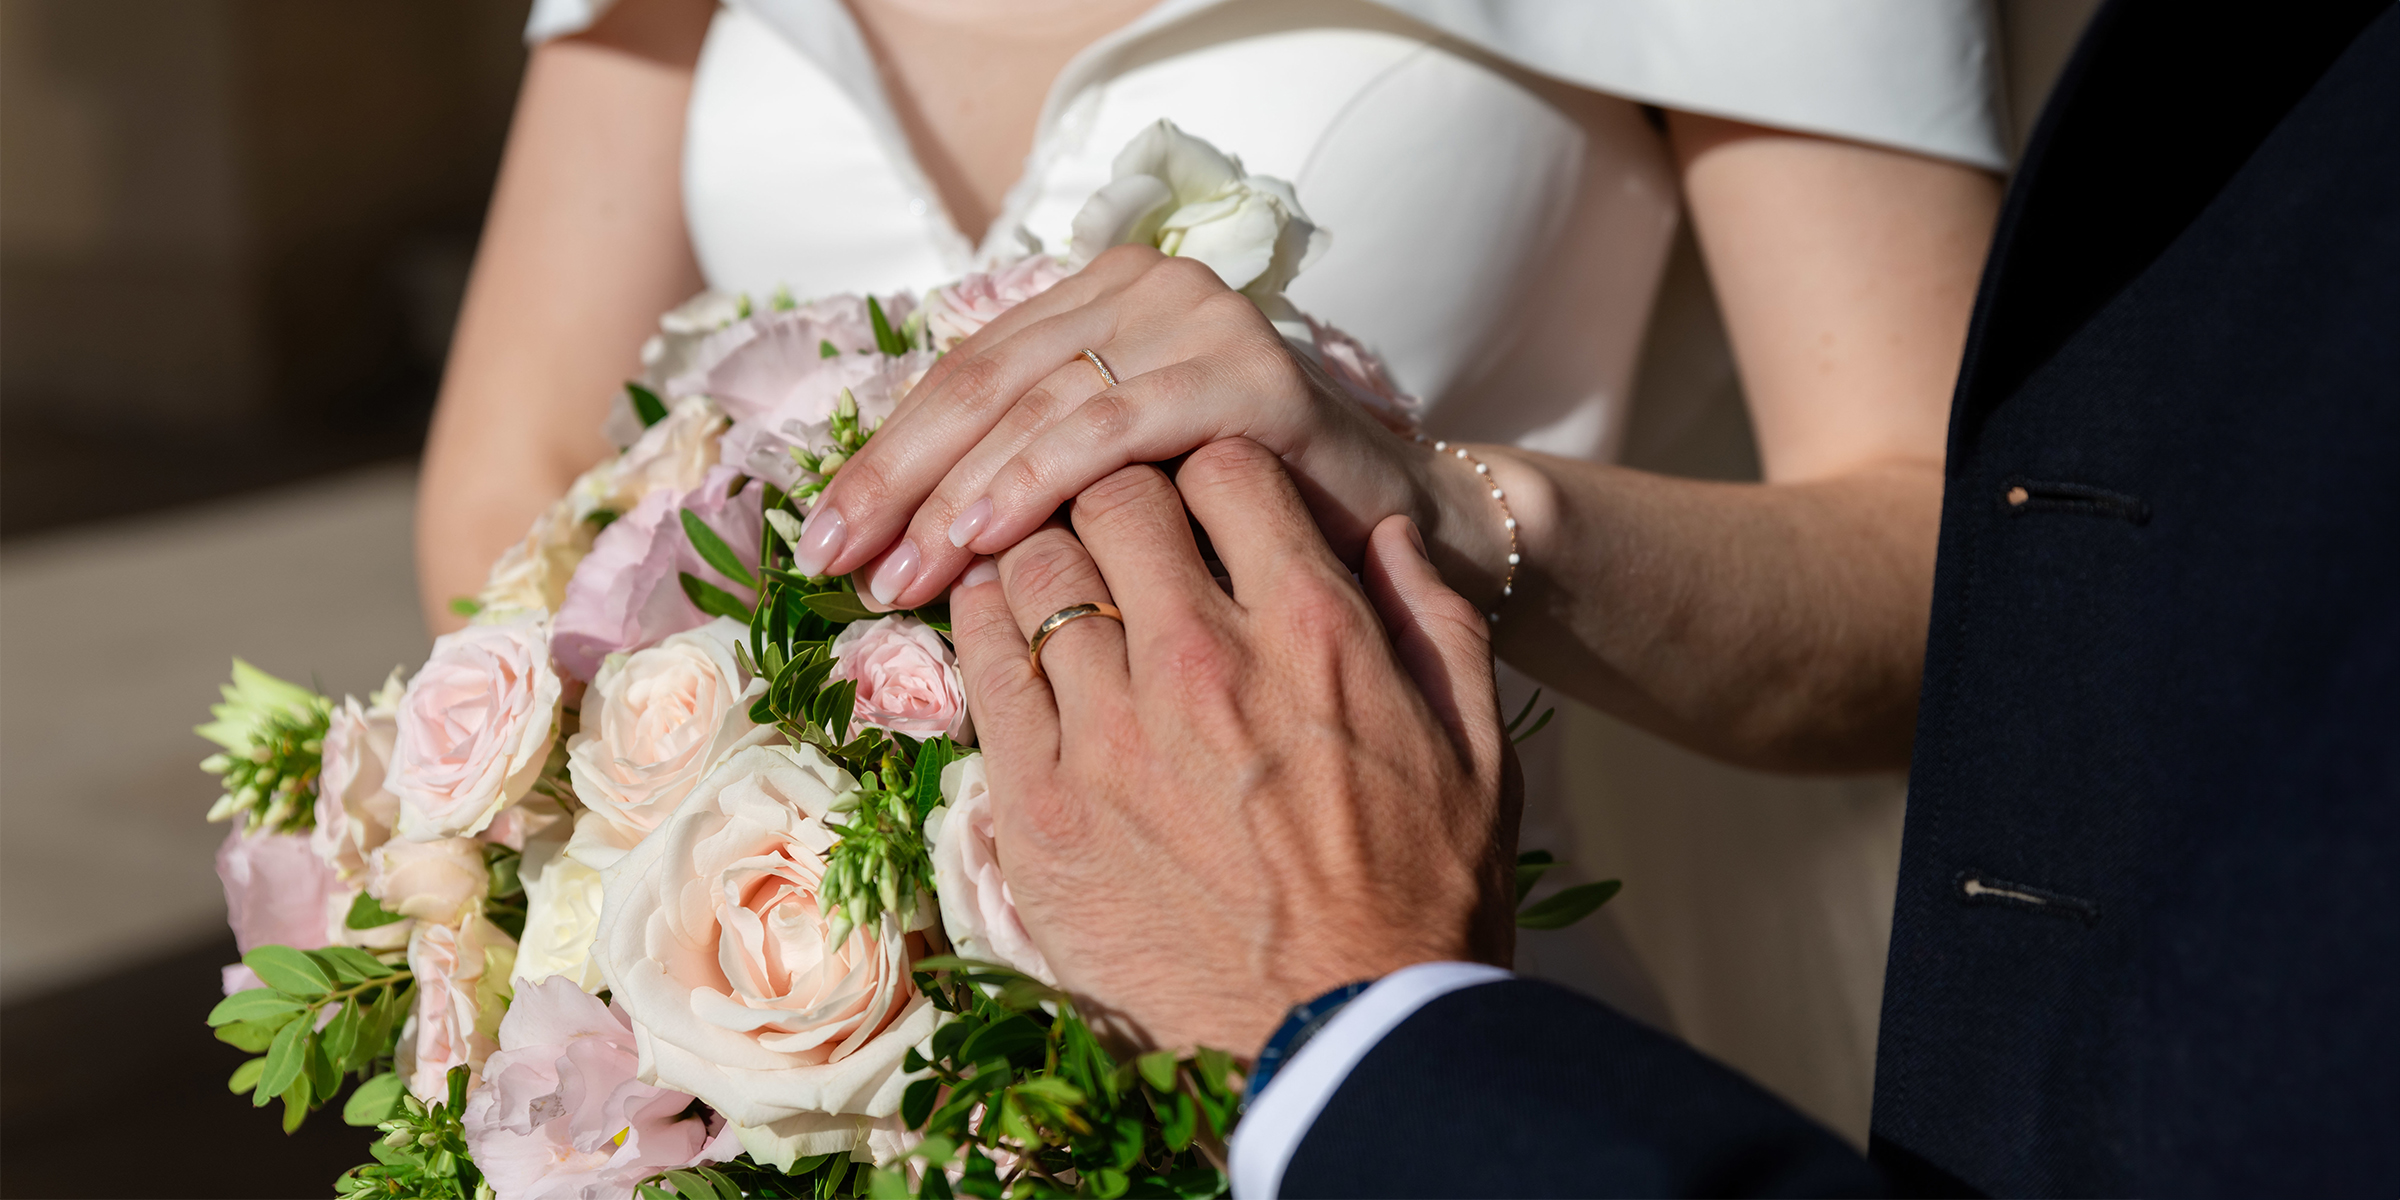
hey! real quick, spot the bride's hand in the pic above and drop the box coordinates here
[786,245,1435,609]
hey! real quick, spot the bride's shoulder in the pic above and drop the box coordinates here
[1373,0,2007,170]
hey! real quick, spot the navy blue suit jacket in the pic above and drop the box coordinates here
[1282,2,2400,1194]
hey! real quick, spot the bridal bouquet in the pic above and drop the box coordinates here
[197,121,1603,1200]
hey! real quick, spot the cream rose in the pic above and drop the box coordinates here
[925,754,1055,985]
[366,836,489,927]
[398,914,518,1102]
[566,618,776,850]
[1069,119,1327,303]
[311,670,406,881]
[388,616,562,842]
[828,616,969,740]
[512,820,608,994]
[594,743,938,1147]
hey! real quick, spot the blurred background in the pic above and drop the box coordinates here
[0,1,2097,1195]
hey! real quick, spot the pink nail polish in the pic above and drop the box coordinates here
[948,498,992,548]
[960,559,1000,589]
[791,505,846,577]
[868,540,921,606]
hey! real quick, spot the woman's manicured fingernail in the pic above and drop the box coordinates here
[790,505,847,577]
[868,540,921,606]
[960,559,1000,589]
[947,497,992,548]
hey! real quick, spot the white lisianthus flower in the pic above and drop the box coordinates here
[925,753,1055,984]
[1069,119,1328,304]
[512,819,608,993]
[593,743,939,1154]
[611,289,749,446]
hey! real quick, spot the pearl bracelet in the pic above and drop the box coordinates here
[1413,432,1520,622]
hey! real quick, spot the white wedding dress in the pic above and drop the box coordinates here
[530,0,2003,1146]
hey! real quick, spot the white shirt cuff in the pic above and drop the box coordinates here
[1227,961,1512,1199]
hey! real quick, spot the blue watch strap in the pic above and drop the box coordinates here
[1244,980,1376,1107]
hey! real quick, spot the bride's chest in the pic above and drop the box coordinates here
[685,2,1679,456]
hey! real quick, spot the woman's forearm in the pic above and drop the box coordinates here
[1421,445,1940,772]
[415,0,713,632]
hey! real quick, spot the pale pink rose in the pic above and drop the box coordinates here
[551,466,763,683]
[1307,315,1420,436]
[921,255,1072,350]
[662,294,909,420]
[389,616,563,842]
[566,618,775,849]
[463,977,737,1200]
[398,914,518,1102]
[312,678,404,882]
[474,796,566,853]
[366,837,489,927]
[216,824,346,994]
[925,754,1054,985]
[594,744,938,1148]
[716,348,936,493]
[828,616,968,740]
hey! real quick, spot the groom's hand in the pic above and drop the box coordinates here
[949,437,1518,1057]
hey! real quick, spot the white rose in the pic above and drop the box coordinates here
[388,616,562,842]
[734,1114,918,1172]
[566,618,777,848]
[594,743,939,1143]
[925,754,1054,984]
[1068,119,1328,303]
[475,499,597,621]
[512,817,607,993]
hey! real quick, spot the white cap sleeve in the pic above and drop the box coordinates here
[1375,0,2007,169]
[524,0,620,44]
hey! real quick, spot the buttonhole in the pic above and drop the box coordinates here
[1999,477,2151,525]
[1956,870,2100,925]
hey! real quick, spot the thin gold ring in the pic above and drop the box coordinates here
[1079,348,1120,388]
[1028,602,1124,679]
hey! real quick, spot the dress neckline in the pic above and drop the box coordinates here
[739,0,1230,270]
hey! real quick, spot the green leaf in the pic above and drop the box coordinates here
[820,339,840,359]
[909,738,955,822]
[245,945,333,997]
[209,988,307,1026]
[638,1186,677,1200]
[920,1164,955,1199]
[866,1168,911,1200]
[320,944,397,981]
[281,1073,313,1134]
[665,1170,715,1198]
[1511,706,1555,745]
[1159,1090,1197,1152]
[1087,1168,1130,1199]
[902,1076,940,1128]
[228,1056,268,1095]
[258,1012,310,1101]
[345,890,408,930]
[867,295,907,356]
[931,1015,982,1062]
[447,1063,471,1114]
[342,1072,406,1126]
[1516,879,1622,929]
[322,999,363,1066]
[215,1018,286,1053]
[1504,687,1544,735]
[447,596,483,618]
[958,1014,1043,1066]
[682,509,759,590]
[627,381,669,427]
[680,571,756,622]
[308,1030,342,1099]
[1136,1050,1178,1093]
[800,590,880,622]
[1514,850,1558,903]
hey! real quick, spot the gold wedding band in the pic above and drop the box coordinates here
[1028,602,1124,679]
[1079,348,1120,388]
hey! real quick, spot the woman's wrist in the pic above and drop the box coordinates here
[1412,438,1538,616]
